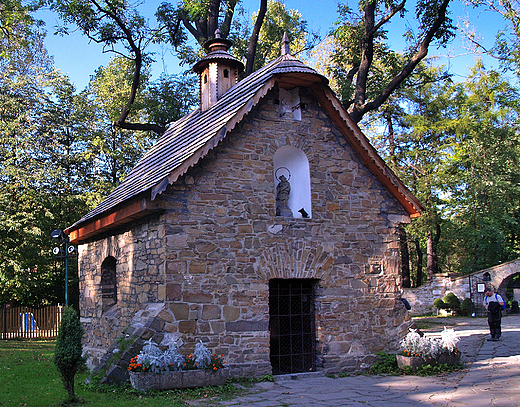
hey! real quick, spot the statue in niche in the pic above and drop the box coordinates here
[276,173,293,217]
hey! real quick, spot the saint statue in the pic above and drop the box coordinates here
[276,174,293,217]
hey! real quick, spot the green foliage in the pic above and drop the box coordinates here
[468,1,520,76]
[413,362,464,376]
[0,4,90,305]
[327,0,455,123]
[231,0,318,71]
[54,306,85,402]
[443,293,461,312]
[460,298,473,316]
[442,65,520,273]
[142,73,198,129]
[368,352,400,375]
[433,298,446,309]
[367,352,464,376]
[3,340,257,406]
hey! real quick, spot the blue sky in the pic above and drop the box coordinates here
[37,0,507,91]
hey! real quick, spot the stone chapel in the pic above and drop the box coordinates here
[66,33,423,381]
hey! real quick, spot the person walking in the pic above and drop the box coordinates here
[483,287,505,341]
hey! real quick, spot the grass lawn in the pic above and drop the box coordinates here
[0,340,249,406]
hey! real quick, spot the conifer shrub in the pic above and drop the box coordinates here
[54,306,85,403]
[443,293,461,313]
[433,298,446,309]
[460,298,473,316]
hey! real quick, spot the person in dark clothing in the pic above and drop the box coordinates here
[483,288,505,341]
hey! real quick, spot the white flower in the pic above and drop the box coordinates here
[440,327,459,353]
[194,340,212,369]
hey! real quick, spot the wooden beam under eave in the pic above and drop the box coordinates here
[66,197,162,244]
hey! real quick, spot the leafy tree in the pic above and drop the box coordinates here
[460,298,473,316]
[156,0,269,75]
[81,56,197,196]
[329,0,456,124]
[364,66,455,283]
[50,0,270,133]
[51,0,176,134]
[54,306,85,403]
[443,292,461,312]
[433,297,447,309]
[0,0,43,57]
[466,0,520,75]
[230,0,319,73]
[0,1,87,305]
[443,64,520,273]
[142,72,198,129]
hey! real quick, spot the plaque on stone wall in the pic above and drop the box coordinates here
[477,283,485,293]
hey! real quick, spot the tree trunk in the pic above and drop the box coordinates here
[427,223,441,278]
[399,225,411,288]
[384,111,398,171]
[427,229,434,279]
[246,0,267,75]
[414,238,423,287]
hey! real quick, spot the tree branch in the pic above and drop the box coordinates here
[353,0,376,113]
[349,0,451,123]
[246,0,267,75]
[114,120,166,135]
[180,10,202,42]
[221,0,238,37]
[372,0,406,36]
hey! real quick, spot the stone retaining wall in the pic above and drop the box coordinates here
[404,259,520,316]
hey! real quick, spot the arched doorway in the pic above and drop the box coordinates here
[100,256,117,313]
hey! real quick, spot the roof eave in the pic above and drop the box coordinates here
[65,195,162,244]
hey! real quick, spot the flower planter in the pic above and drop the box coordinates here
[397,351,461,372]
[396,354,428,372]
[436,350,461,365]
[129,368,229,392]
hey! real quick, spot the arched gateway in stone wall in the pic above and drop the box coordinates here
[403,259,520,316]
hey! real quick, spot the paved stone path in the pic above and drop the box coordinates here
[192,315,520,406]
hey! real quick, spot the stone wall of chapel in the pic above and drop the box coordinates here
[79,86,412,374]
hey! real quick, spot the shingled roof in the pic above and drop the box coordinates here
[66,51,422,243]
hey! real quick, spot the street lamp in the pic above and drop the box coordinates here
[51,229,76,306]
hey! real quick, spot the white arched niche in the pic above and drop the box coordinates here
[274,146,312,219]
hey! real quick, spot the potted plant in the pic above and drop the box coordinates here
[397,327,461,371]
[128,339,229,391]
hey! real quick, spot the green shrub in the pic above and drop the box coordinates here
[460,298,473,316]
[369,352,399,375]
[433,298,446,309]
[443,293,461,312]
[54,306,85,403]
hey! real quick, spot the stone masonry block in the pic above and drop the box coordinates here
[201,304,221,320]
[223,306,240,322]
[179,320,197,333]
[183,292,213,303]
[166,283,182,301]
[169,303,189,320]
[158,309,174,323]
[189,261,207,274]
[166,260,187,274]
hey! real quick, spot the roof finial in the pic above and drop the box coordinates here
[215,29,221,39]
[281,32,290,55]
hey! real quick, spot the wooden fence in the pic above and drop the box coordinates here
[0,305,63,340]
